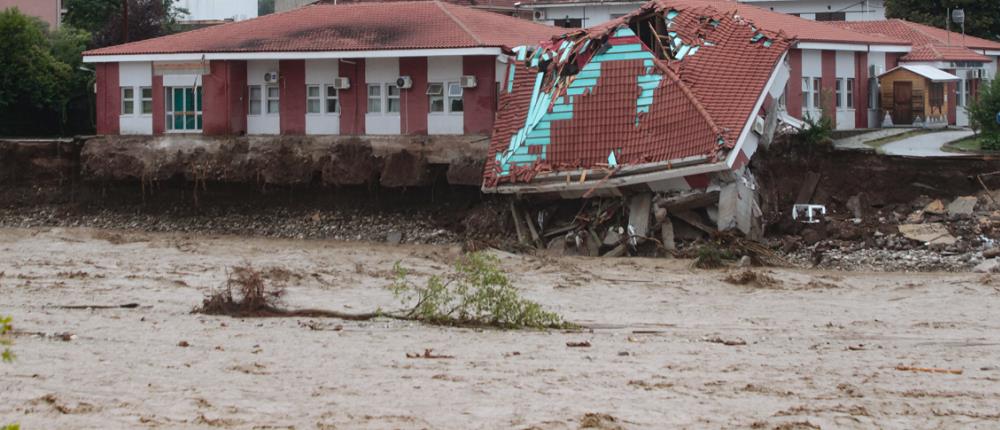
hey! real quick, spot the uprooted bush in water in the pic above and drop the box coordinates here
[390,252,567,329]
[196,253,568,329]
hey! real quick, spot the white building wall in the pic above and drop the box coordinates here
[365,57,401,135]
[537,3,643,27]
[305,60,340,135]
[177,0,257,22]
[247,60,280,135]
[801,49,823,121]
[427,56,464,135]
[119,62,153,135]
[835,51,855,129]
[737,0,885,21]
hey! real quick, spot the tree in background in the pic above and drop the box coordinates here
[64,0,187,48]
[0,9,72,134]
[885,0,999,42]
[968,78,1000,150]
[259,0,275,16]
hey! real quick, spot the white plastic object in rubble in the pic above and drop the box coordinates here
[332,77,351,90]
[792,204,826,224]
[459,75,477,88]
[396,76,413,89]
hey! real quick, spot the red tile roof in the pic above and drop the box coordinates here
[524,0,909,45]
[84,1,564,56]
[317,0,523,9]
[837,19,1000,51]
[902,44,992,63]
[484,0,791,187]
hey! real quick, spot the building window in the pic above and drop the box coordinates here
[306,85,322,114]
[249,86,262,115]
[140,87,153,114]
[801,77,809,108]
[959,79,972,107]
[387,84,400,113]
[121,87,134,115]
[868,78,878,110]
[165,86,202,132]
[812,77,821,109]
[835,79,842,108]
[815,12,846,21]
[266,85,280,114]
[325,85,339,113]
[554,18,583,28]
[428,82,464,113]
[845,78,854,109]
[367,84,382,113]
[448,82,464,112]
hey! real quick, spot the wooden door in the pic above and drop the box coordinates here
[893,81,913,125]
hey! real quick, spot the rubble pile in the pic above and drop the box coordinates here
[779,191,1000,272]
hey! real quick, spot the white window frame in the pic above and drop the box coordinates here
[367,83,400,114]
[835,78,843,109]
[845,78,854,109]
[140,87,153,115]
[165,85,203,133]
[324,85,339,114]
[801,77,810,109]
[306,85,322,114]
[427,81,464,114]
[812,77,821,109]
[249,85,263,115]
[266,85,280,114]
[121,87,135,116]
[367,84,382,113]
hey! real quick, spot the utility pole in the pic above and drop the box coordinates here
[122,0,129,43]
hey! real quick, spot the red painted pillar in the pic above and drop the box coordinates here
[463,55,497,134]
[945,68,957,125]
[96,62,120,135]
[821,50,836,128]
[152,75,165,135]
[338,59,366,135]
[855,51,868,129]
[885,52,902,69]
[787,49,803,119]
[227,61,248,135]
[202,61,229,136]
[399,57,428,135]
[279,60,306,135]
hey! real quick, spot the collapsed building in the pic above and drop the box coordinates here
[80,1,563,187]
[482,0,793,246]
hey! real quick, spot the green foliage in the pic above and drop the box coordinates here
[0,9,71,111]
[2,424,20,430]
[794,114,834,147]
[885,0,999,42]
[64,0,187,48]
[1,315,13,363]
[968,78,1000,150]
[391,253,567,329]
[693,243,733,269]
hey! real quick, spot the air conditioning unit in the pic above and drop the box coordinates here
[396,76,413,89]
[752,116,765,135]
[869,64,883,76]
[332,77,351,90]
[264,71,279,83]
[459,75,478,88]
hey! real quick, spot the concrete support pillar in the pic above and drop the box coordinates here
[399,57,428,135]
[462,55,497,134]
[787,49,803,119]
[279,59,306,135]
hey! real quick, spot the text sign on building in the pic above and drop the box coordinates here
[154,61,210,76]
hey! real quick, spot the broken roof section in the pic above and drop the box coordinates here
[483,0,792,191]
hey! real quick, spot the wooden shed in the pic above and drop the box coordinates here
[878,65,960,126]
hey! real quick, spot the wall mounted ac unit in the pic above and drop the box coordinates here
[332,77,351,90]
[264,71,279,83]
[396,76,413,89]
[459,75,477,88]
[869,65,883,76]
[752,116,765,135]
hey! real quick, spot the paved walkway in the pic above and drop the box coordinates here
[880,129,974,157]
[832,128,914,151]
